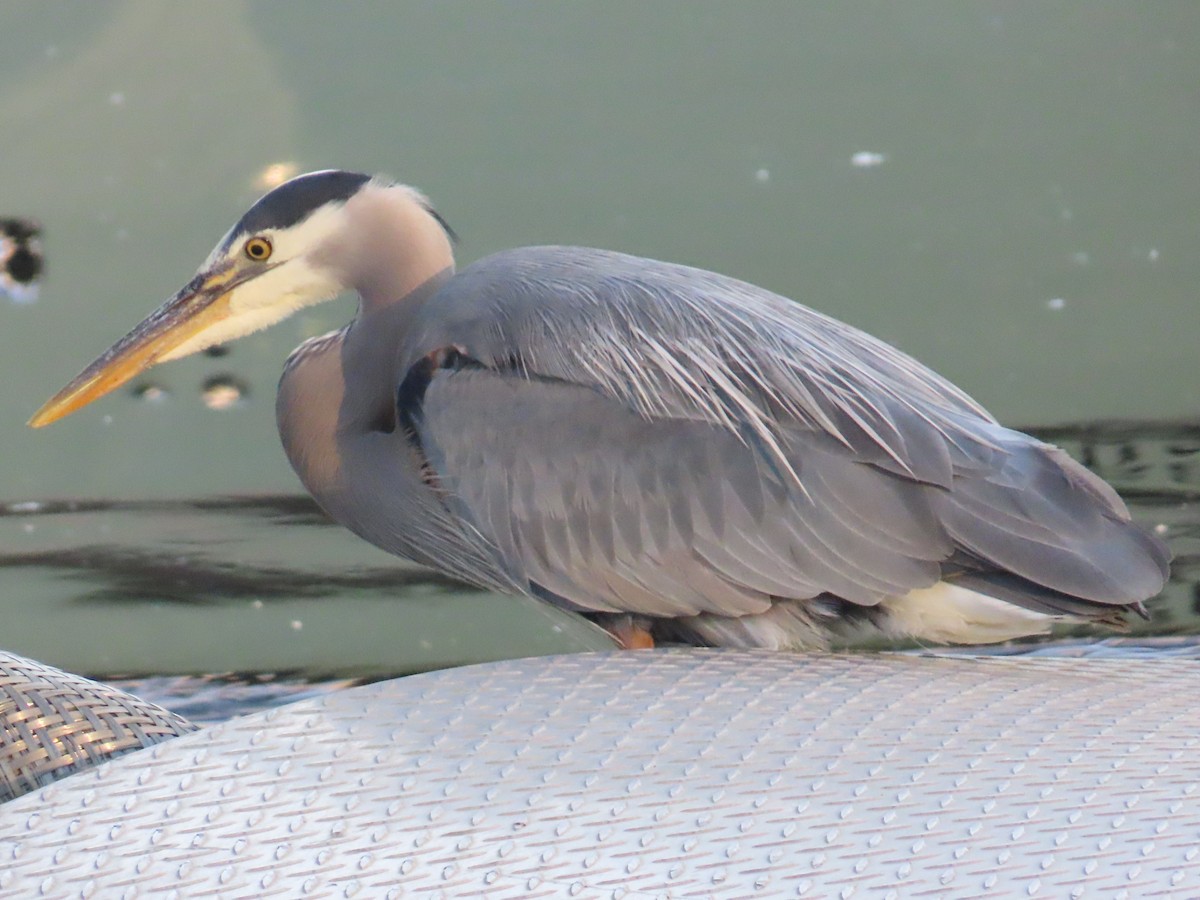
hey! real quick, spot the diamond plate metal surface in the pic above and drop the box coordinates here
[2,649,1199,898]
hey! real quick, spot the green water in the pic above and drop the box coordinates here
[0,3,1197,683]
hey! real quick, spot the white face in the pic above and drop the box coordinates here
[160,201,353,361]
[30,177,393,429]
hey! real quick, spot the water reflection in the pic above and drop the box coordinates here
[5,542,472,607]
[0,493,616,681]
[110,671,357,726]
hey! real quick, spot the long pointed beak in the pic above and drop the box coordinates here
[28,264,240,428]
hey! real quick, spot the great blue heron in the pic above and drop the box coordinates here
[30,171,1169,650]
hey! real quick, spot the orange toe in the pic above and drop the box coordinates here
[611,622,655,650]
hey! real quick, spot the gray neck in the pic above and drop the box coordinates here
[314,181,456,316]
[276,268,477,580]
[277,183,459,541]
[275,187,517,594]
[340,268,455,432]
[287,180,457,438]
[276,267,454,493]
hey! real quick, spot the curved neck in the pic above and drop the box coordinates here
[315,182,456,314]
[342,268,454,432]
[276,268,477,581]
[276,268,454,500]
[278,185,457,547]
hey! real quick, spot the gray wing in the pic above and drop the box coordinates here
[412,368,949,617]
[407,247,993,489]
[399,247,1168,618]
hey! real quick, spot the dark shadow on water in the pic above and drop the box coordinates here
[0,545,480,606]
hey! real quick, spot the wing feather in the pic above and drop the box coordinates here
[414,368,948,619]
[393,246,1168,630]
[405,247,993,489]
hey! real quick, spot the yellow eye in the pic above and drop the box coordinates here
[244,236,272,261]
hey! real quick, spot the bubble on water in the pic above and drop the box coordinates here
[851,151,886,168]
[201,375,248,411]
[109,91,125,107]
[255,162,301,191]
[290,620,303,631]
[1046,298,1066,311]
[1070,251,1090,267]
[1154,523,1169,535]
[132,383,170,403]
[1148,248,1160,262]
[754,168,770,183]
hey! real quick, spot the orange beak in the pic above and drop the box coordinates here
[28,264,240,428]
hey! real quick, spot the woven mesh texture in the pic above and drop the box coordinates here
[0,651,196,802]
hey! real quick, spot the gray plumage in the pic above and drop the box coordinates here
[407,251,1165,621]
[271,176,1166,648]
[34,171,1170,649]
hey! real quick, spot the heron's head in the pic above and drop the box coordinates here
[30,169,454,427]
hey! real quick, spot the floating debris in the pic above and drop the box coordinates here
[203,344,230,358]
[201,374,249,410]
[1,217,44,304]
